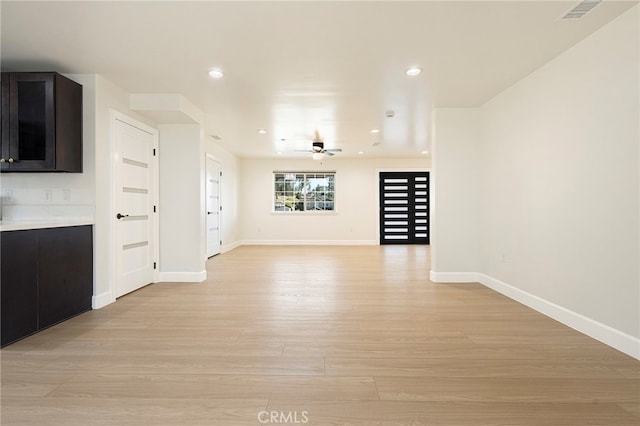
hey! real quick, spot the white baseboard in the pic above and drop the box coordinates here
[432,270,640,360]
[92,291,115,309]
[222,240,243,253]
[430,271,479,283]
[476,273,640,360]
[158,270,207,283]
[241,239,378,246]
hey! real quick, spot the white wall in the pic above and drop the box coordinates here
[480,7,639,338]
[430,108,480,278]
[240,157,429,244]
[158,124,206,281]
[432,6,639,357]
[206,140,241,251]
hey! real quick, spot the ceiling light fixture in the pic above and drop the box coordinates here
[370,129,380,134]
[406,67,422,76]
[312,152,323,160]
[257,129,267,134]
[208,69,224,79]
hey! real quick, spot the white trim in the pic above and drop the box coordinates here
[205,153,223,258]
[272,171,337,213]
[376,167,432,173]
[222,240,243,253]
[158,270,207,283]
[430,270,640,360]
[477,273,640,360]
[92,291,115,309]
[430,271,479,283]
[241,239,377,246]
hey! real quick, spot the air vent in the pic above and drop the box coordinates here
[561,0,602,20]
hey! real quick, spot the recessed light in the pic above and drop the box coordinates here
[421,150,429,155]
[358,151,364,155]
[370,129,380,134]
[277,151,282,155]
[208,69,224,79]
[257,129,267,134]
[406,67,422,76]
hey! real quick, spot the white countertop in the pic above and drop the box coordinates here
[0,219,94,232]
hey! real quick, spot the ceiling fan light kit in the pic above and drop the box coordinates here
[208,69,224,79]
[406,66,422,76]
[294,130,343,159]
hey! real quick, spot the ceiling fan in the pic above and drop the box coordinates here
[295,131,342,159]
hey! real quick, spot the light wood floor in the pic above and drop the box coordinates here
[1,245,639,425]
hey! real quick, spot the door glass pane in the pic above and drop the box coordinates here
[17,81,46,161]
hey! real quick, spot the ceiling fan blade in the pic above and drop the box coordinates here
[324,151,335,156]
[294,149,313,153]
[325,148,342,152]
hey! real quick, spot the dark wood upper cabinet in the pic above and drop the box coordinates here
[0,72,82,172]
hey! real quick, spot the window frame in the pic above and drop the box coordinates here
[272,171,336,214]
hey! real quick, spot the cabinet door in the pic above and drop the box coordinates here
[38,226,93,329]
[1,73,9,170]
[1,230,38,347]
[7,73,55,170]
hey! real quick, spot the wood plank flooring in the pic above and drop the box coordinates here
[2,245,639,425]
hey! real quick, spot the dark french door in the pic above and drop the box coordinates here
[379,172,429,245]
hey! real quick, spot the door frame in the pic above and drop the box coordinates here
[109,110,159,297]
[205,153,222,258]
[375,167,431,245]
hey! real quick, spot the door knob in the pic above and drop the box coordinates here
[116,213,129,219]
[0,158,5,163]
[8,158,14,163]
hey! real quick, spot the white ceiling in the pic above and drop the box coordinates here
[1,1,636,159]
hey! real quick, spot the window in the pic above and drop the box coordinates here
[273,172,335,212]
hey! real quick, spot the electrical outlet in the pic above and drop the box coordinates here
[501,253,507,264]
[62,189,71,202]
[44,189,53,203]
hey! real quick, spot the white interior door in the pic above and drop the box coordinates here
[114,115,157,297]
[206,156,221,257]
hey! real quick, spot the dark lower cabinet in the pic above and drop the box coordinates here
[38,226,93,329]
[1,225,93,347]
[1,230,38,346]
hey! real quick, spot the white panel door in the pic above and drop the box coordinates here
[206,156,221,257]
[114,117,157,297]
